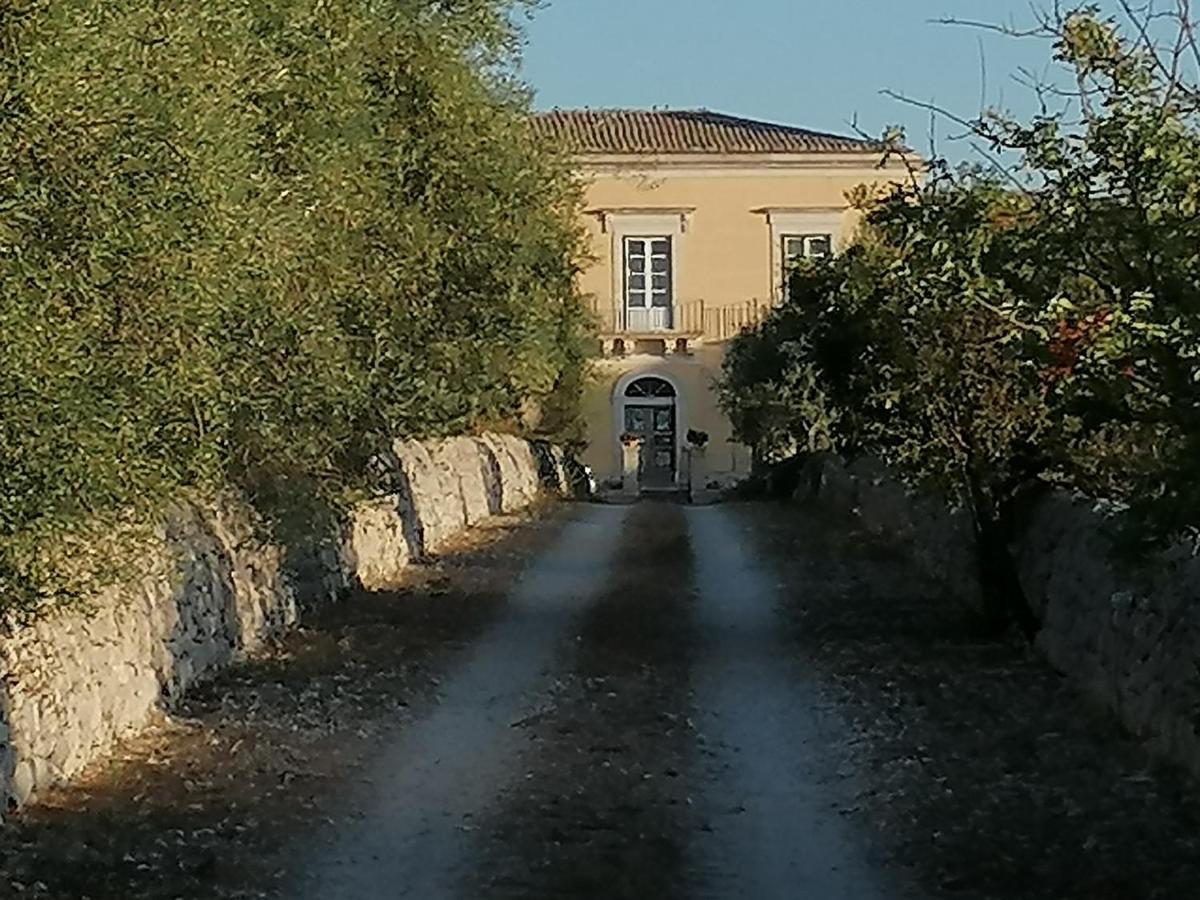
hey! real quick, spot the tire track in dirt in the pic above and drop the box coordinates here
[469,500,699,900]
[743,501,1200,900]
[284,505,629,899]
[686,505,910,900]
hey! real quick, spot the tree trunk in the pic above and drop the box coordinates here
[966,473,1040,640]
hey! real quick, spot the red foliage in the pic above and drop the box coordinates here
[1042,309,1114,390]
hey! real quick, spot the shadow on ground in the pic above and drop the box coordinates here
[469,499,698,900]
[0,506,566,900]
[740,500,1200,900]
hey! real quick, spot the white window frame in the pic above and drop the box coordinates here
[599,212,687,331]
[623,235,673,311]
[781,233,833,264]
[780,233,833,299]
[763,208,846,302]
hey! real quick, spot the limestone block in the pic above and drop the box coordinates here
[1017,490,1200,780]
[524,440,570,497]
[801,454,981,612]
[430,438,489,527]
[504,435,542,504]
[459,437,499,523]
[530,442,570,497]
[10,760,35,806]
[479,434,541,513]
[392,438,461,553]
[348,496,412,590]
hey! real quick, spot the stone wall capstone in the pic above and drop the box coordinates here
[0,433,563,811]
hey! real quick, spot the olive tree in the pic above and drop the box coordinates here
[0,0,590,616]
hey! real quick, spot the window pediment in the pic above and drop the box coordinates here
[761,208,848,302]
[590,208,694,234]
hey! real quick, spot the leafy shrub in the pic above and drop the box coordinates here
[720,6,1200,633]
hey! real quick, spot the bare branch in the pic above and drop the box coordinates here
[847,112,925,193]
[979,36,989,117]
[879,89,1039,196]
[881,89,980,135]
[931,16,1053,39]
[929,105,939,162]
[1012,61,1102,97]
[1075,63,1100,124]
[1117,0,1200,103]
[1180,0,1200,73]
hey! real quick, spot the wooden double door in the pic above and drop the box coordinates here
[624,403,676,488]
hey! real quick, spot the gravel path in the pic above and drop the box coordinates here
[286,505,629,899]
[3,500,1196,899]
[687,506,910,899]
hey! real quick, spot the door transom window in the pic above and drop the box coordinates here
[624,377,676,399]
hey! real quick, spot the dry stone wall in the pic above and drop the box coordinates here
[0,434,565,811]
[797,453,983,613]
[1014,494,1200,780]
[798,453,1200,779]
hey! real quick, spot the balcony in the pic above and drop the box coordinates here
[593,299,771,357]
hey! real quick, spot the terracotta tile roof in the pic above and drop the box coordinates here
[532,108,880,155]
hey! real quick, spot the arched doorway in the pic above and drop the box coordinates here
[618,375,678,488]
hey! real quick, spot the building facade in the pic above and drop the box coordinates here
[533,109,910,490]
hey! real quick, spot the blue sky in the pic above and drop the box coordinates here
[518,0,1130,162]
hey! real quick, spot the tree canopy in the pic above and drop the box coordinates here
[0,0,590,616]
[720,3,1200,631]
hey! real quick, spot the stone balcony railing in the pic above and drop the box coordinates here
[593,299,771,357]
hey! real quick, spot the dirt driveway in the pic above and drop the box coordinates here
[1,501,1197,899]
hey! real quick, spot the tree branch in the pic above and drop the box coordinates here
[931,16,1054,40]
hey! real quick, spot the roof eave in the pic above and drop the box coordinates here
[572,150,918,170]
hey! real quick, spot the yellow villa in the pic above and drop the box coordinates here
[533,108,910,491]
